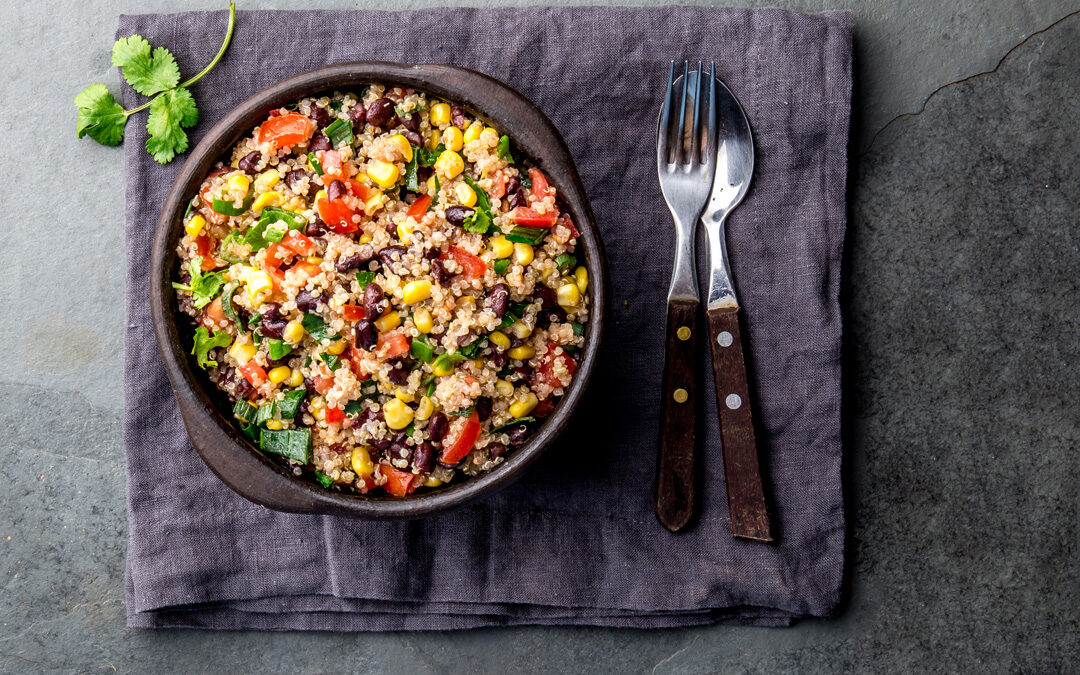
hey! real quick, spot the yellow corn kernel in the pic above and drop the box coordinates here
[184,214,206,238]
[363,190,388,215]
[374,311,402,333]
[284,197,305,212]
[464,121,483,144]
[489,331,511,350]
[358,233,373,244]
[351,446,375,476]
[245,270,273,304]
[495,379,515,398]
[430,102,452,126]
[285,368,305,387]
[434,150,464,179]
[397,219,415,244]
[254,168,281,192]
[558,281,582,308]
[395,387,416,403]
[489,236,514,259]
[387,134,414,162]
[415,396,435,421]
[268,366,292,384]
[283,319,305,344]
[509,392,539,418]
[513,243,534,266]
[252,190,282,212]
[442,126,464,152]
[402,279,432,305]
[227,173,250,194]
[509,321,532,340]
[314,189,329,203]
[309,395,326,418]
[508,345,536,361]
[306,256,323,265]
[367,159,400,189]
[454,181,477,206]
[423,475,443,488]
[432,358,456,377]
[326,339,348,356]
[382,398,414,430]
[413,308,433,334]
[479,127,500,148]
[229,340,256,366]
[426,175,438,194]
[264,419,285,430]
[574,266,588,293]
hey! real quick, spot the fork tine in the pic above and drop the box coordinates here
[691,61,704,164]
[708,61,717,163]
[658,61,675,164]
[676,60,689,164]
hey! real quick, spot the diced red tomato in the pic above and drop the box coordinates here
[199,296,226,328]
[532,397,556,418]
[528,168,554,202]
[285,261,322,285]
[446,246,486,279]
[312,375,335,396]
[193,234,225,269]
[238,361,268,388]
[280,230,316,256]
[325,405,345,425]
[345,178,369,200]
[356,473,377,493]
[557,215,580,240]
[258,112,314,150]
[264,242,293,270]
[490,171,508,200]
[266,265,286,290]
[535,344,577,391]
[440,410,481,465]
[508,207,558,228]
[406,194,432,220]
[318,149,343,177]
[346,345,368,377]
[387,87,408,99]
[316,198,358,233]
[342,305,367,322]
[377,331,410,359]
[380,462,418,497]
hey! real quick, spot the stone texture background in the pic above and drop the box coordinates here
[1,1,1077,672]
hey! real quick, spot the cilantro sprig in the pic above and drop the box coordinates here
[75,2,236,163]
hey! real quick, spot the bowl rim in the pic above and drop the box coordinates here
[149,61,607,518]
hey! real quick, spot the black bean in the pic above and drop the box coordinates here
[451,104,466,128]
[507,191,526,210]
[424,247,441,261]
[309,105,332,129]
[505,174,521,196]
[444,205,474,227]
[535,284,561,316]
[390,435,413,463]
[365,97,394,127]
[402,129,423,147]
[238,150,263,174]
[285,169,309,193]
[475,397,493,422]
[259,303,282,321]
[485,283,509,318]
[509,334,524,349]
[370,437,391,455]
[265,353,290,368]
[378,246,405,269]
[348,104,367,131]
[413,441,436,473]
[354,319,377,351]
[335,246,373,273]
[387,362,409,385]
[260,317,287,339]
[431,259,451,286]
[327,179,347,202]
[305,217,327,238]
[363,283,387,319]
[426,412,449,442]
[233,371,253,400]
[309,134,332,153]
[400,113,420,132]
[487,442,508,458]
[295,290,322,313]
[490,350,507,368]
[506,424,529,447]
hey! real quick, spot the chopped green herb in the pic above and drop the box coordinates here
[562,345,580,357]
[497,300,531,330]
[259,428,313,463]
[324,118,354,148]
[403,423,416,436]
[320,353,342,371]
[330,100,344,111]
[519,168,532,190]
[359,379,379,399]
[410,335,435,363]
[355,270,375,290]
[431,351,467,374]
[492,417,535,432]
[267,338,292,360]
[448,405,476,417]
[232,399,257,424]
[303,355,312,368]
[555,253,577,273]
[570,321,585,337]
[314,470,334,488]
[462,208,492,235]
[431,175,440,209]
[259,205,307,231]
[493,258,510,275]
[417,143,445,166]
[220,282,242,330]
[497,135,514,163]
[403,147,420,191]
[308,152,324,175]
[505,226,547,245]
[191,326,230,369]
[301,313,340,342]
[279,389,307,418]
[460,337,488,359]
[185,256,225,309]
[343,400,365,417]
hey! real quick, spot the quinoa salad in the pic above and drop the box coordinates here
[173,85,589,497]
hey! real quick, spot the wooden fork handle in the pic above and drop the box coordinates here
[655,298,699,532]
[706,306,773,542]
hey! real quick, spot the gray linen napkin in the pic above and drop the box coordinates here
[122,6,852,629]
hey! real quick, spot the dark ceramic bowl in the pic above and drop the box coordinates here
[150,62,606,518]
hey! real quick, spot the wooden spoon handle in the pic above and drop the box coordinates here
[706,306,773,541]
[655,298,699,532]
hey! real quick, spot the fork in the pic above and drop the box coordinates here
[654,61,717,533]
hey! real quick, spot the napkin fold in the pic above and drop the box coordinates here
[123,6,852,629]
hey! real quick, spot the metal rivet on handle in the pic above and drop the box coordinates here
[673,388,688,403]
[676,326,691,341]
[725,393,742,409]
[717,331,733,347]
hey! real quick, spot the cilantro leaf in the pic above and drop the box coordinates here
[192,326,231,369]
[145,88,199,164]
[497,135,514,163]
[74,84,128,146]
[112,35,181,96]
[462,208,492,234]
[186,256,225,309]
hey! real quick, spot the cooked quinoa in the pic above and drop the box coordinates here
[173,85,589,497]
